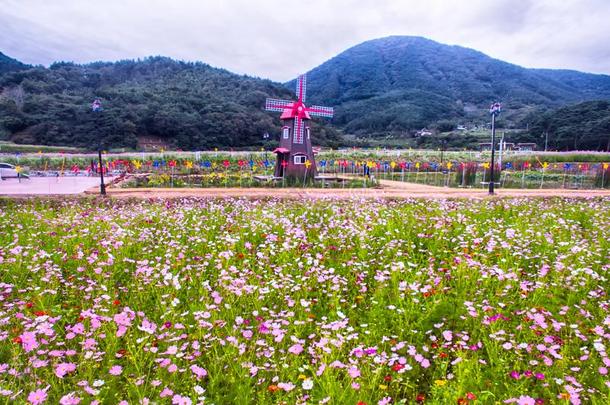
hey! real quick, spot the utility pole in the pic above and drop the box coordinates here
[488,102,502,195]
[498,132,504,169]
[544,131,549,152]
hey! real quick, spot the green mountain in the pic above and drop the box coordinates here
[0,56,341,150]
[293,36,610,136]
[2,36,610,151]
[0,52,29,75]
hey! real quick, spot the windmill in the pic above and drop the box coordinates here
[265,74,333,180]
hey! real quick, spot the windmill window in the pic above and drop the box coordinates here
[294,155,306,165]
[306,127,311,139]
[282,127,290,139]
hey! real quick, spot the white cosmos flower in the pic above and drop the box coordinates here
[302,379,314,390]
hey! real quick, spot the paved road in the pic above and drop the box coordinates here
[0,177,103,195]
[101,185,610,200]
[2,176,609,199]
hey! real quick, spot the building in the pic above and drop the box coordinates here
[516,143,537,152]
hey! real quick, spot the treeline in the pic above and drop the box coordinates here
[524,101,610,151]
[0,57,342,150]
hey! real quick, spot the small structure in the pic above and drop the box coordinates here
[265,74,333,180]
[516,143,537,152]
[138,136,172,151]
[416,128,433,137]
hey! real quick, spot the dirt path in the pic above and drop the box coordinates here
[93,181,610,200]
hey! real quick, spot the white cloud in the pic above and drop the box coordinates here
[1,0,609,81]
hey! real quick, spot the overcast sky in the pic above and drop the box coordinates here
[1,0,609,82]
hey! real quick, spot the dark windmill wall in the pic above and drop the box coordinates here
[276,117,317,180]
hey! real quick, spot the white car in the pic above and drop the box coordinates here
[0,162,29,179]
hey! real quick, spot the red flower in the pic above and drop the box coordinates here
[34,310,47,317]
[466,392,477,400]
[357,402,367,405]
[12,337,22,344]
[384,375,392,382]
[416,393,426,402]
[113,299,121,306]
[392,363,404,372]
[25,302,33,308]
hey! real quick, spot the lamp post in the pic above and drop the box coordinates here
[92,99,106,195]
[488,102,501,195]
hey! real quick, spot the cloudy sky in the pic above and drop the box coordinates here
[1,0,609,82]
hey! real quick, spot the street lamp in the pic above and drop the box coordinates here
[92,99,106,195]
[488,102,501,195]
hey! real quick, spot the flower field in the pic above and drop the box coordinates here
[1,197,609,404]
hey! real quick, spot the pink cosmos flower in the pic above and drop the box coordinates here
[55,362,77,378]
[20,331,39,353]
[28,389,47,404]
[160,388,173,398]
[109,365,123,376]
[348,366,361,378]
[59,393,81,405]
[504,395,536,405]
[378,396,392,405]
[171,394,192,405]
[138,319,157,334]
[190,365,207,379]
[83,338,97,350]
[278,382,295,392]
[288,344,303,355]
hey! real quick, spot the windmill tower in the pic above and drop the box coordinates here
[265,74,333,180]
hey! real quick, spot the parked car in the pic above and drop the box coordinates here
[0,162,29,179]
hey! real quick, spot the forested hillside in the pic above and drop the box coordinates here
[297,36,610,137]
[524,100,610,151]
[0,57,341,150]
[2,36,610,151]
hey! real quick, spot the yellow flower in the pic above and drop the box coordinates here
[379,384,387,390]
[434,379,447,387]
[298,374,307,380]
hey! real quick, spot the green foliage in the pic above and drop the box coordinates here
[0,57,342,150]
[0,52,29,75]
[525,100,610,151]
[298,36,610,137]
